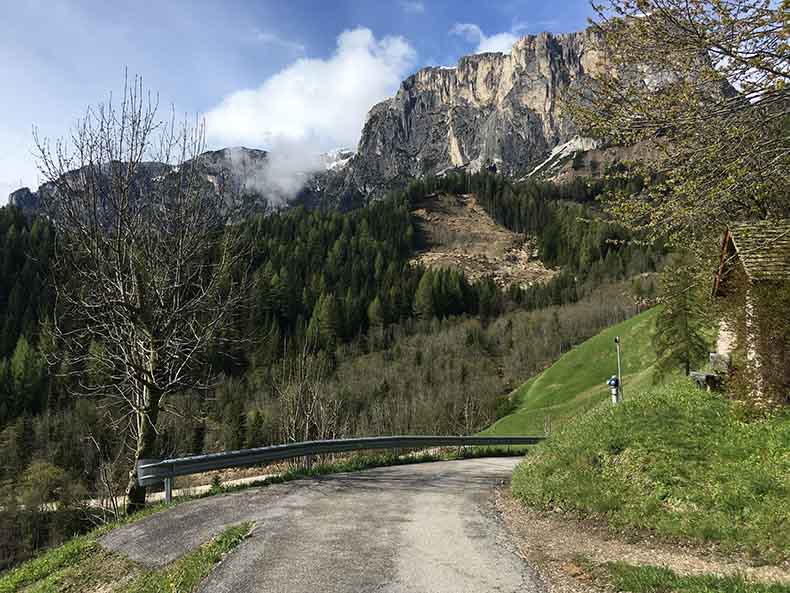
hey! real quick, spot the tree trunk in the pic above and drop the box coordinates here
[126,385,161,514]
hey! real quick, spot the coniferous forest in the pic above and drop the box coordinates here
[0,171,661,567]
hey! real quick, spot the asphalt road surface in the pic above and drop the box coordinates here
[101,457,544,593]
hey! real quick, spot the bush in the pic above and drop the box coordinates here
[511,381,790,563]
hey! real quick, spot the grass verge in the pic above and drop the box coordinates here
[208,446,524,495]
[596,561,790,593]
[512,381,790,563]
[0,522,251,593]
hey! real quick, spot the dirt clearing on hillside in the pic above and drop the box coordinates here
[411,193,555,289]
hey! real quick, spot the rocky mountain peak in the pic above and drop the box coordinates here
[343,27,610,199]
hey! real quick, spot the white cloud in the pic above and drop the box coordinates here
[206,28,415,150]
[450,23,520,54]
[204,28,416,202]
[400,1,425,13]
[253,29,306,54]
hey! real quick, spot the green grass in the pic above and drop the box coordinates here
[121,522,251,593]
[0,501,172,593]
[599,562,790,593]
[0,536,97,593]
[511,381,790,563]
[0,523,251,593]
[484,307,660,436]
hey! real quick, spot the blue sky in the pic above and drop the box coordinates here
[0,0,595,201]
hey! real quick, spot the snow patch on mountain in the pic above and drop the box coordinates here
[322,148,355,171]
[527,136,601,178]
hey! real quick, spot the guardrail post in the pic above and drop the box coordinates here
[164,476,173,504]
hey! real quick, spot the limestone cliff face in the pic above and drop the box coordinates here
[346,29,608,196]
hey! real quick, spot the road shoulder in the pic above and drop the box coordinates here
[495,487,790,592]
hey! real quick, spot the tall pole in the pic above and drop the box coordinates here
[615,336,623,403]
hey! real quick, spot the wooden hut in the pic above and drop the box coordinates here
[713,220,790,402]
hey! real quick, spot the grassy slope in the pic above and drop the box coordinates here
[485,307,660,436]
[512,381,790,563]
[490,303,790,567]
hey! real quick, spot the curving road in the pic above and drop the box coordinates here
[101,458,544,593]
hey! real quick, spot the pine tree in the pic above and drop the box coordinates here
[414,271,434,320]
[367,295,385,329]
[0,358,9,424]
[653,257,710,378]
[245,410,264,449]
[10,335,45,415]
[318,294,341,349]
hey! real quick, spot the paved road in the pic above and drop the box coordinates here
[101,458,544,593]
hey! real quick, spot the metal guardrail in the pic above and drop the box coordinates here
[138,435,544,503]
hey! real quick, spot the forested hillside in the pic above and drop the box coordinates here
[0,171,660,568]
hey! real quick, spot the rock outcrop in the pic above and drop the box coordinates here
[8,187,41,213]
[343,29,609,197]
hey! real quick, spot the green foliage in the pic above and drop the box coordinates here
[19,462,65,510]
[366,296,385,328]
[0,208,52,425]
[511,381,790,562]
[413,271,435,320]
[0,209,52,359]
[653,255,712,378]
[575,0,789,248]
[209,475,223,497]
[8,336,46,417]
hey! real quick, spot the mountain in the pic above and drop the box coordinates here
[6,146,366,214]
[8,161,172,214]
[7,26,649,212]
[7,187,40,213]
[7,148,274,215]
[339,29,610,198]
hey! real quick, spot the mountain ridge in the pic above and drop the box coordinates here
[338,28,610,199]
[8,26,643,212]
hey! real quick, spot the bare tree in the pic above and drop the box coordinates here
[276,343,344,444]
[85,434,126,524]
[35,76,251,512]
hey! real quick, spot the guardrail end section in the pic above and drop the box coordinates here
[137,458,165,487]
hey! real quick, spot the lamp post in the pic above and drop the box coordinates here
[615,336,623,403]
